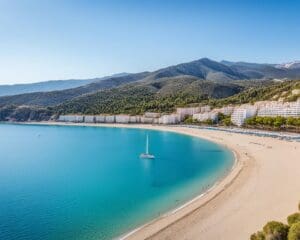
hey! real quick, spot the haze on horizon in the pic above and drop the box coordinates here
[0,0,299,85]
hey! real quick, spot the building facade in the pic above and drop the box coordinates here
[231,105,257,126]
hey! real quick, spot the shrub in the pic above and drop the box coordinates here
[288,222,300,240]
[263,221,289,240]
[183,116,194,124]
[222,117,232,126]
[251,231,266,240]
[288,213,300,226]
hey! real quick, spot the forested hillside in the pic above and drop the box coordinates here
[56,77,247,115]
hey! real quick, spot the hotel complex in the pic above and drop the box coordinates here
[58,99,300,127]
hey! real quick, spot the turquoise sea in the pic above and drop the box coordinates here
[0,124,234,240]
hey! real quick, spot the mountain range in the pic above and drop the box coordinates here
[0,72,130,97]
[0,58,299,120]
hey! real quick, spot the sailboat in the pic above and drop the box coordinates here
[140,134,155,159]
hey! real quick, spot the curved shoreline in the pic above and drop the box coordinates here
[119,150,242,240]
[11,122,300,240]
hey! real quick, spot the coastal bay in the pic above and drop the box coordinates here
[15,122,300,240]
[0,123,234,240]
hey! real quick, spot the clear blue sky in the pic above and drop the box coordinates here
[0,0,299,84]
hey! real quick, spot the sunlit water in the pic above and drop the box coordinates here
[0,124,234,240]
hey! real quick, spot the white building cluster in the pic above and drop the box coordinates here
[193,112,218,122]
[192,105,233,122]
[256,100,300,118]
[58,115,84,123]
[57,100,300,127]
[58,112,178,125]
[58,106,212,125]
[230,100,300,126]
[176,107,200,119]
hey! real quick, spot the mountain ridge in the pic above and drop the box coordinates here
[0,72,131,97]
[1,58,300,108]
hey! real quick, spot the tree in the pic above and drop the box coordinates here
[263,221,289,240]
[288,222,300,240]
[288,213,300,226]
[184,116,194,124]
[251,231,266,240]
[222,117,232,126]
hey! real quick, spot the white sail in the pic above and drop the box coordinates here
[140,134,155,159]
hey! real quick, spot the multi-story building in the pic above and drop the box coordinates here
[193,112,218,122]
[58,115,84,123]
[140,117,155,124]
[105,115,115,123]
[115,115,130,123]
[84,115,95,123]
[231,105,257,126]
[200,105,211,113]
[256,100,300,117]
[219,106,235,116]
[159,114,180,124]
[95,115,106,123]
[176,107,200,119]
[129,116,141,123]
[144,112,161,118]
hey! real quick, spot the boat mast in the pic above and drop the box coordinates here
[146,135,149,154]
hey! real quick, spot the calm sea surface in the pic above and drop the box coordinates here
[0,124,234,240]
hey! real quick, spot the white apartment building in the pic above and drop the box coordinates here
[256,100,300,117]
[115,115,130,123]
[84,115,95,123]
[140,117,155,124]
[58,115,84,123]
[176,107,200,119]
[105,115,115,123]
[219,106,235,116]
[193,112,218,122]
[129,116,140,123]
[95,115,106,123]
[200,105,211,113]
[144,112,161,118]
[231,105,257,127]
[159,114,180,124]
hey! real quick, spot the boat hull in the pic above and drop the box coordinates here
[139,153,155,159]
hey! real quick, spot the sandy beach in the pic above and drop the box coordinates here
[21,122,300,240]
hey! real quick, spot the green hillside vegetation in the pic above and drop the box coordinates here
[250,202,300,240]
[0,72,149,107]
[0,105,53,121]
[209,80,300,108]
[57,78,243,115]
